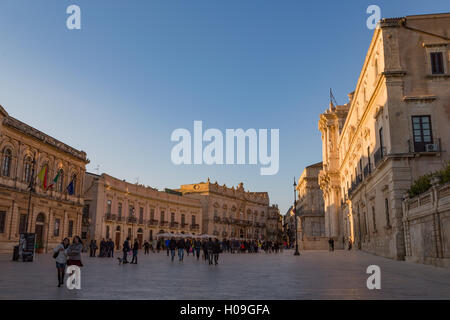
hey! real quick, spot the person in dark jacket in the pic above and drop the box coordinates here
[131,239,139,264]
[121,237,130,264]
[194,239,202,260]
[89,240,98,257]
[213,239,221,265]
[207,238,214,265]
[202,240,208,261]
[169,237,177,261]
[108,239,114,257]
[177,238,185,261]
[143,240,150,254]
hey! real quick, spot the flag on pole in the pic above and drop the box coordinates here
[66,178,75,195]
[37,164,48,189]
[47,170,61,190]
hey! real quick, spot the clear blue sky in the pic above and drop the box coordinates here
[1,1,448,215]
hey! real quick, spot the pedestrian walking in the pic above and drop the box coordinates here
[144,240,150,254]
[169,237,177,261]
[213,239,220,265]
[120,237,130,264]
[53,237,70,287]
[67,236,83,267]
[131,239,139,264]
[207,238,214,265]
[177,237,185,261]
[194,238,201,260]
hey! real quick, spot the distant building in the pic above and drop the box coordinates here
[83,172,203,249]
[318,13,450,260]
[178,180,276,241]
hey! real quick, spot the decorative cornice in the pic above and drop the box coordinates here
[4,116,89,163]
[402,95,437,103]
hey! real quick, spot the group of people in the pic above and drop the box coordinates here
[52,236,84,287]
[165,237,221,265]
[89,239,115,258]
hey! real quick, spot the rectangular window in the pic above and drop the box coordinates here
[68,220,74,237]
[171,212,175,223]
[191,215,196,225]
[139,207,144,222]
[412,115,433,152]
[19,214,27,234]
[107,200,112,214]
[129,205,134,217]
[150,209,155,220]
[430,52,444,74]
[0,211,7,233]
[385,198,390,227]
[118,203,122,217]
[379,127,384,152]
[181,214,185,225]
[54,218,61,237]
[372,206,377,232]
[160,210,165,222]
[106,225,110,239]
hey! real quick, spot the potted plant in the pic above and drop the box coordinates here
[35,241,44,254]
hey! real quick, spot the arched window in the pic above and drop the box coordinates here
[36,213,45,224]
[23,156,33,183]
[2,149,12,177]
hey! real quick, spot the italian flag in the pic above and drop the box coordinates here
[37,164,48,190]
[47,170,61,190]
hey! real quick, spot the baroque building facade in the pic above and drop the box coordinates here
[177,180,273,240]
[318,13,450,259]
[0,105,89,253]
[83,172,203,249]
[296,162,327,250]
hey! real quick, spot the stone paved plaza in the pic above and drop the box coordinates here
[0,249,449,300]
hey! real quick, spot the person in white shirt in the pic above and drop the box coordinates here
[53,238,70,287]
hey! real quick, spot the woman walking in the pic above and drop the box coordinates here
[53,237,70,287]
[67,236,84,267]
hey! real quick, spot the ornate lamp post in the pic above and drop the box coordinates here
[293,177,300,256]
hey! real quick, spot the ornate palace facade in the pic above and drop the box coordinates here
[318,13,450,259]
[178,180,275,241]
[0,105,89,253]
[83,173,203,249]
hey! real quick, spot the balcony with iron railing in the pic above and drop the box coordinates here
[127,216,137,224]
[222,217,230,224]
[181,223,189,228]
[159,220,168,227]
[117,215,124,222]
[213,216,221,222]
[138,218,145,225]
[363,163,372,179]
[190,224,200,231]
[105,213,116,222]
[147,219,158,227]
[169,221,179,229]
[374,146,386,167]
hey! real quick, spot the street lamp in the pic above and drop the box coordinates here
[293,177,300,256]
